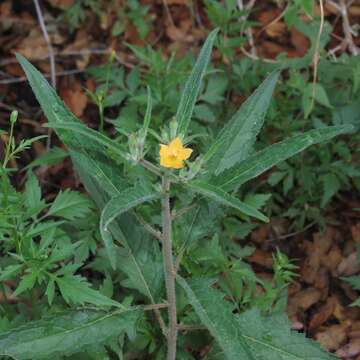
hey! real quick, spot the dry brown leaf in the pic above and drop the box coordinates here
[290,27,309,57]
[246,248,273,269]
[337,252,360,276]
[15,29,48,61]
[323,246,343,275]
[289,287,322,311]
[258,10,287,38]
[316,323,348,351]
[251,224,270,244]
[309,296,337,330]
[47,0,75,9]
[61,82,87,117]
[352,223,360,243]
[337,339,360,358]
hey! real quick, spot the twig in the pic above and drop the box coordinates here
[140,159,163,177]
[275,221,316,240]
[33,0,56,89]
[142,303,168,311]
[237,0,257,56]
[135,212,162,242]
[256,3,290,37]
[0,69,86,85]
[327,0,359,56]
[161,176,178,360]
[339,0,359,55]
[162,0,175,27]
[178,324,206,331]
[0,48,134,68]
[310,0,325,113]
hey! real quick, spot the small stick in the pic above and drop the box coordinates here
[310,0,325,113]
[135,212,162,242]
[0,69,86,85]
[33,0,56,89]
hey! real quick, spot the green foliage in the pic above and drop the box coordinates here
[178,277,333,360]
[4,23,357,359]
[0,308,140,359]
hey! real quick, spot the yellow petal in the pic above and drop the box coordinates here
[160,144,169,156]
[169,137,183,152]
[179,147,193,160]
[160,155,184,169]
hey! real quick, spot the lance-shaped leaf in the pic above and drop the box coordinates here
[45,122,127,160]
[17,55,161,309]
[213,125,354,192]
[100,185,160,269]
[178,277,334,360]
[176,28,219,136]
[205,71,280,175]
[0,308,140,360]
[187,180,268,222]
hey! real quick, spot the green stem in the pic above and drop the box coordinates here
[161,176,177,360]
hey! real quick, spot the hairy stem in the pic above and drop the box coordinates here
[161,176,178,360]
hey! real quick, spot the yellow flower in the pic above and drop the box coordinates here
[159,137,193,169]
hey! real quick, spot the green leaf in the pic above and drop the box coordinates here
[13,272,38,297]
[214,125,354,192]
[178,277,334,360]
[56,275,124,308]
[205,71,280,175]
[177,276,253,359]
[24,171,42,210]
[100,184,159,269]
[320,173,341,208]
[0,308,140,359]
[45,122,127,160]
[17,54,160,313]
[25,146,68,169]
[47,189,93,220]
[176,28,219,136]
[188,180,268,222]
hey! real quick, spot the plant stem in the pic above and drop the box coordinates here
[161,176,178,360]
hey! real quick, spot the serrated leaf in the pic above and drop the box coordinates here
[24,171,42,210]
[178,277,334,360]
[13,272,37,297]
[56,275,124,308]
[17,54,160,314]
[214,125,354,192]
[176,28,219,136]
[48,189,93,220]
[100,185,159,270]
[205,71,280,175]
[320,173,341,208]
[0,308,140,359]
[188,180,268,222]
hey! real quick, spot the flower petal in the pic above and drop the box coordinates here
[179,147,193,160]
[169,137,183,152]
[160,144,169,156]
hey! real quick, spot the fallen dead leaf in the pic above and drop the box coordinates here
[61,82,88,117]
[15,29,48,60]
[336,339,360,358]
[337,252,360,276]
[309,296,337,330]
[316,323,349,351]
[288,287,322,312]
[352,223,360,243]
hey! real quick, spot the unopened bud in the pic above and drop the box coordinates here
[10,110,18,124]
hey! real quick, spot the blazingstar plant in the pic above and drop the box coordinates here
[0,29,353,359]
